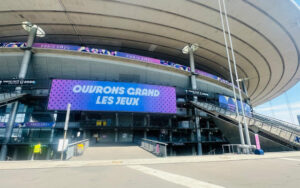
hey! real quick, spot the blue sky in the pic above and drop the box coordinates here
[254,81,300,125]
[292,0,300,9]
[254,0,300,125]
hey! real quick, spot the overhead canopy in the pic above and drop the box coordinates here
[0,0,299,106]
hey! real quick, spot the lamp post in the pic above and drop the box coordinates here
[182,43,202,155]
[0,22,45,161]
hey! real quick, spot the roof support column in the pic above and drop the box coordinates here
[0,26,37,161]
[187,46,202,155]
[221,0,251,147]
[218,0,247,151]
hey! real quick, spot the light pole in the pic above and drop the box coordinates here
[182,43,202,155]
[0,22,45,161]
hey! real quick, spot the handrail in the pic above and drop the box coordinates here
[252,112,300,132]
[65,139,89,160]
[141,138,168,146]
[68,139,89,147]
[140,138,168,157]
[195,101,300,133]
[191,101,300,147]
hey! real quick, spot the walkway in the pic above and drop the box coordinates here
[0,152,300,188]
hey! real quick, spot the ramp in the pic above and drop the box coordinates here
[71,143,156,160]
[0,92,28,106]
[191,101,300,151]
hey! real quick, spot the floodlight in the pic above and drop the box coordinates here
[182,43,199,54]
[22,21,45,37]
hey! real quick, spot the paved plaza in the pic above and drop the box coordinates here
[0,152,300,188]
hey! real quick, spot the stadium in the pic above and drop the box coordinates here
[0,0,300,160]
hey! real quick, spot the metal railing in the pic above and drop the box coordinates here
[252,112,300,132]
[191,101,300,148]
[65,139,89,160]
[0,92,27,106]
[140,138,168,157]
[222,144,256,154]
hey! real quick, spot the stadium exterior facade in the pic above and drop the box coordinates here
[0,0,300,160]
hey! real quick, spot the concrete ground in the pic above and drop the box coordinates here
[0,152,300,188]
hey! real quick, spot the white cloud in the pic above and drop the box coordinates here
[255,102,300,112]
[254,103,300,124]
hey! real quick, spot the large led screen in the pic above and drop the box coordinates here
[218,95,252,117]
[47,79,177,114]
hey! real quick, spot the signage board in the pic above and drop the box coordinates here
[0,79,36,86]
[185,89,209,97]
[57,139,69,152]
[47,79,177,114]
[218,95,252,116]
[0,122,55,128]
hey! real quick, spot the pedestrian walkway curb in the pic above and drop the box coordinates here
[0,151,300,170]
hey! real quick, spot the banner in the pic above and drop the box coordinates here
[47,79,177,114]
[218,95,252,116]
[0,79,36,86]
[0,42,235,88]
[0,122,55,128]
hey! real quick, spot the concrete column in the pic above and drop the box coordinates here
[168,118,172,128]
[169,146,173,156]
[169,130,173,156]
[196,116,202,155]
[0,101,19,161]
[189,50,198,102]
[115,130,118,143]
[49,128,55,143]
[46,148,52,160]
[188,47,202,155]
[12,147,18,160]
[190,131,194,142]
[83,131,87,139]
[192,145,196,155]
[143,116,147,127]
[115,113,119,143]
[115,113,119,127]
[206,120,210,129]
[143,131,147,139]
[0,26,37,161]
[147,114,150,127]
[27,148,34,160]
[131,113,134,127]
[207,120,212,142]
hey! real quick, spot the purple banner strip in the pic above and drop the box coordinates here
[0,42,233,87]
[0,122,55,128]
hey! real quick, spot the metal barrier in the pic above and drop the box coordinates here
[65,139,89,160]
[222,144,256,154]
[191,101,300,148]
[140,138,168,157]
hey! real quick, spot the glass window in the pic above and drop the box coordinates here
[15,113,25,123]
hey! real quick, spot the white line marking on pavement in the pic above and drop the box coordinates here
[128,165,225,188]
[280,158,300,162]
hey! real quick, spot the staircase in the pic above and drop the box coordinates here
[191,101,300,150]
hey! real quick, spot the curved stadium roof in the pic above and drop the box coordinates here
[0,0,299,106]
